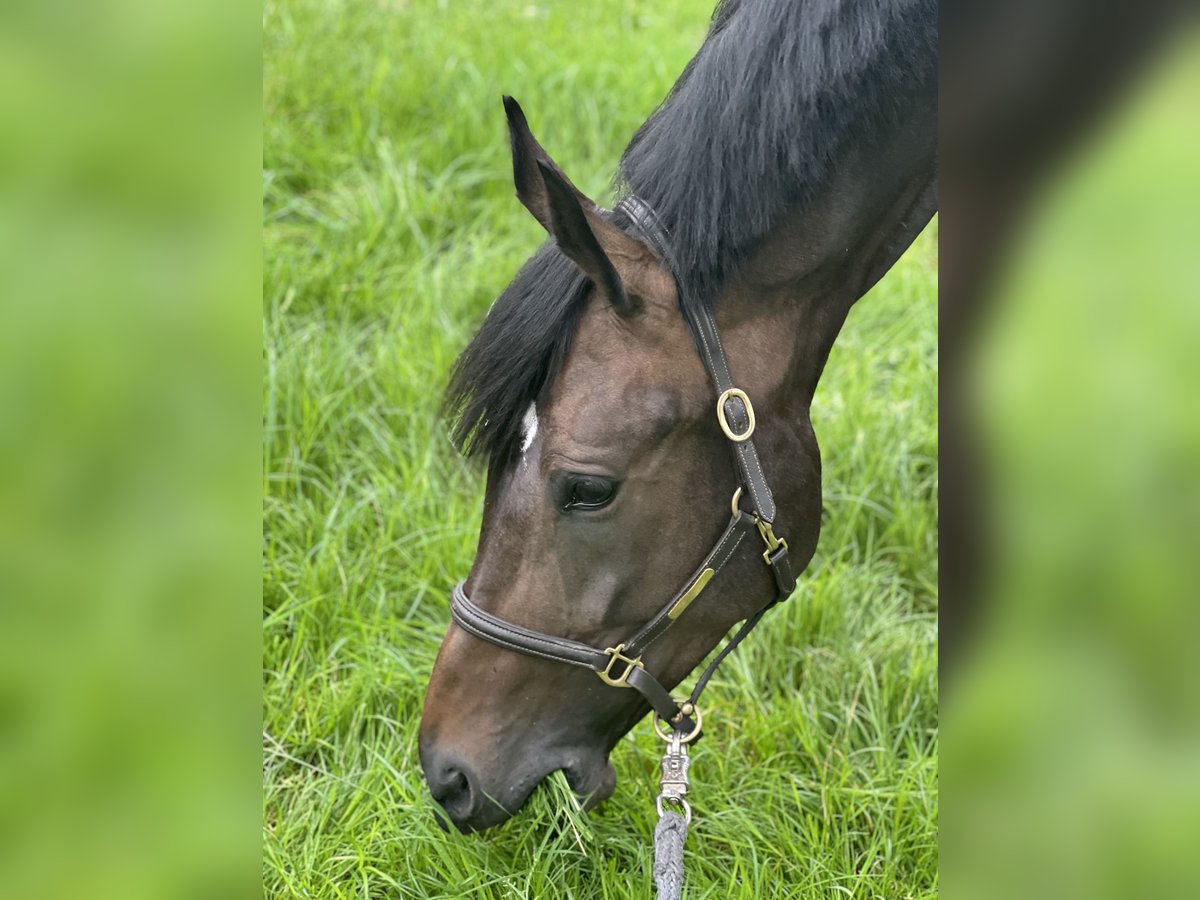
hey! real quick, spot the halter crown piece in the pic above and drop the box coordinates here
[448,196,797,895]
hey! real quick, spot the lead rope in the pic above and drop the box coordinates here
[653,811,688,900]
[647,601,774,898]
[653,725,694,900]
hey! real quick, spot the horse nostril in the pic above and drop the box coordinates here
[440,766,467,801]
[425,755,479,828]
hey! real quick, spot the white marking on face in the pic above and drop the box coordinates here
[520,403,538,457]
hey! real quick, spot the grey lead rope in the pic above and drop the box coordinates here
[652,722,695,899]
[654,810,688,900]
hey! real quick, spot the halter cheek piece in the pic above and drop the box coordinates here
[450,196,796,736]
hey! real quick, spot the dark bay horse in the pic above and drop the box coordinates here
[421,0,936,832]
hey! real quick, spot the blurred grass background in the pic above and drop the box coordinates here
[0,1,259,898]
[942,29,1200,899]
[263,0,936,897]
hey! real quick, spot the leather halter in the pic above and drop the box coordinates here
[450,195,796,735]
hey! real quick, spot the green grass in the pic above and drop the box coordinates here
[263,0,938,896]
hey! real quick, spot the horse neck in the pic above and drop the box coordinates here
[710,108,937,417]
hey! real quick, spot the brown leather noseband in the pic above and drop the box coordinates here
[450,196,796,736]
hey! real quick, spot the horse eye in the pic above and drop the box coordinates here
[563,475,618,511]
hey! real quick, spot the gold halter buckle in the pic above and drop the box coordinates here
[755,517,789,564]
[597,643,644,687]
[732,487,789,564]
[716,388,756,441]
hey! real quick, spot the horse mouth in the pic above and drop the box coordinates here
[433,756,618,834]
[562,756,618,809]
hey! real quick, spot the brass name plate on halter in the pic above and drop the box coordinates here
[667,568,715,620]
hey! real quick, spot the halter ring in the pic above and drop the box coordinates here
[654,701,703,743]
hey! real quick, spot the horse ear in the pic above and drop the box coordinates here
[504,96,588,231]
[503,97,671,315]
[536,160,637,315]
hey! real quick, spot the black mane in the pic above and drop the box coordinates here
[618,0,936,307]
[445,0,936,462]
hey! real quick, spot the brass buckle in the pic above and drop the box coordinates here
[733,487,790,565]
[597,643,644,687]
[716,388,756,442]
[756,517,788,565]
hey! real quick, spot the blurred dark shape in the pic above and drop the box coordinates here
[942,0,1200,895]
[939,0,1193,666]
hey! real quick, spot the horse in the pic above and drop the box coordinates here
[420,0,937,833]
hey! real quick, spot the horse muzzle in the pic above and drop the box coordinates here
[419,733,617,833]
